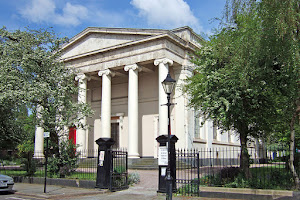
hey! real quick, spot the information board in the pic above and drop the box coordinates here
[158,146,168,166]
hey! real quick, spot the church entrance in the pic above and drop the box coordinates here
[69,127,76,145]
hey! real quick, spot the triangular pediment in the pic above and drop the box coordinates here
[61,27,168,59]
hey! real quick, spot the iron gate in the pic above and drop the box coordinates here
[109,149,128,191]
[176,149,200,196]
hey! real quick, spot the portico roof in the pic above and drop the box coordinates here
[61,26,202,73]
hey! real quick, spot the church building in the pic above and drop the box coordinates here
[34,26,240,159]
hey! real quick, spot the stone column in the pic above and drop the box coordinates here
[98,69,115,138]
[154,58,173,136]
[34,105,44,158]
[124,64,142,158]
[75,73,90,153]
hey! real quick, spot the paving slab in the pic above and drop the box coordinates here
[12,183,106,199]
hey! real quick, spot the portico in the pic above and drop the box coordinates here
[57,27,202,158]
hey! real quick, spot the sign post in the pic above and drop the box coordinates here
[43,132,50,193]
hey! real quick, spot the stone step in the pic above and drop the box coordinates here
[128,158,158,169]
[131,160,157,165]
[129,165,159,170]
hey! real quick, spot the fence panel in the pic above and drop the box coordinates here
[176,149,200,196]
[176,146,296,196]
[75,149,98,180]
[109,149,128,191]
[0,149,98,181]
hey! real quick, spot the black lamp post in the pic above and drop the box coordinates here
[161,72,176,200]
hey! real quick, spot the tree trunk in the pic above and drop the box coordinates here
[289,103,300,190]
[240,132,250,179]
[289,128,300,189]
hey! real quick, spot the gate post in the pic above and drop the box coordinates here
[95,138,115,189]
[156,135,178,193]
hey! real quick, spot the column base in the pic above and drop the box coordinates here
[33,153,44,159]
[128,154,140,159]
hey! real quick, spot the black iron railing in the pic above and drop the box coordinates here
[176,146,296,196]
[1,148,129,192]
[0,149,98,180]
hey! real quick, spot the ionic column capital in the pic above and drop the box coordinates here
[124,64,142,72]
[154,58,173,66]
[98,69,115,77]
[75,73,91,81]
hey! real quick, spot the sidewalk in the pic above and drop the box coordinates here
[5,170,297,200]
[13,183,107,199]
[12,183,240,200]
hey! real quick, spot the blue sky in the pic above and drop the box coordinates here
[0,0,226,39]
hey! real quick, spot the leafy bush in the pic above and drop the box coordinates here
[224,173,250,188]
[177,179,199,196]
[17,140,36,176]
[199,167,294,190]
[113,165,126,174]
[111,165,129,189]
[199,175,220,186]
[248,168,294,190]
[219,167,241,183]
[47,140,79,178]
[128,171,140,185]
[112,175,127,189]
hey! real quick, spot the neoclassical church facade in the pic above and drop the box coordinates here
[34,26,240,158]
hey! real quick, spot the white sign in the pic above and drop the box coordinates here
[44,132,50,138]
[99,151,105,161]
[98,151,105,167]
[158,146,168,166]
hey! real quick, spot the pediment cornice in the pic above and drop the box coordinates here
[62,31,200,62]
[61,27,168,51]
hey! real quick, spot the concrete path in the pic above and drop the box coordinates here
[0,183,241,200]
[129,169,158,190]
[0,170,295,200]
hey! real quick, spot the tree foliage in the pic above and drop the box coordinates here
[0,27,92,149]
[47,140,79,178]
[185,0,299,180]
[0,104,33,149]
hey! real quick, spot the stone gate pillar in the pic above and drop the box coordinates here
[95,138,115,189]
[156,135,178,193]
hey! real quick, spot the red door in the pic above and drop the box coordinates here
[69,127,76,145]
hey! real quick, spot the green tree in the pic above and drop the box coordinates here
[47,140,79,178]
[17,140,36,176]
[0,103,34,150]
[185,0,299,181]
[0,27,92,150]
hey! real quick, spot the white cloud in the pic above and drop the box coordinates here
[130,0,200,29]
[19,0,55,23]
[19,0,88,26]
[55,3,88,26]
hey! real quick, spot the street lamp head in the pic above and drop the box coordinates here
[162,73,176,95]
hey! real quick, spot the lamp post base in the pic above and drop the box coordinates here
[165,169,173,200]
